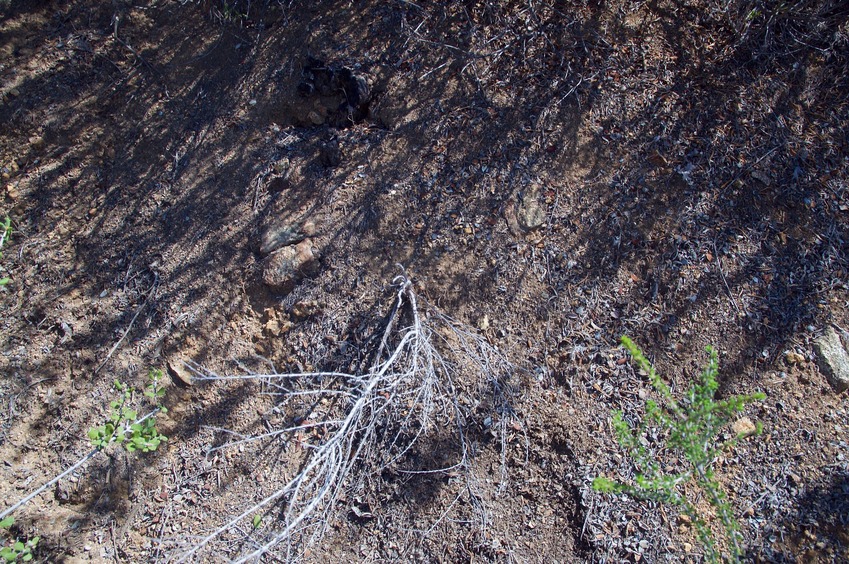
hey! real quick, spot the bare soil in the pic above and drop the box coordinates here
[1,0,847,562]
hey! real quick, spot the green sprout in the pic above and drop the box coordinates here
[0,517,39,562]
[88,369,168,454]
[593,336,765,563]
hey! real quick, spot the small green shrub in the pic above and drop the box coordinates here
[593,336,765,563]
[0,517,38,562]
[88,369,168,453]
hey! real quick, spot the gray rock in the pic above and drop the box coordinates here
[260,223,307,256]
[262,239,319,292]
[517,187,546,232]
[814,325,849,392]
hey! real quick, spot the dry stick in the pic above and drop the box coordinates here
[712,241,741,314]
[0,450,99,522]
[95,274,159,374]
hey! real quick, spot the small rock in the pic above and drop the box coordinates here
[5,185,18,200]
[264,317,291,337]
[814,325,849,392]
[8,88,20,97]
[751,170,772,186]
[260,223,307,256]
[785,350,805,365]
[478,315,490,331]
[29,136,45,151]
[307,111,324,125]
[291,299,321,320]
[731,416,757,436]
[302,220,316,236]
[272,158,290,173]
[264,319,281,336]
[262,239,318,292]
[513,186,546,233]
[167,359,193,386]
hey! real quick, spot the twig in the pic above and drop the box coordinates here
[0,450,98,522]
[95,274,159,374]
[712,241,741,314]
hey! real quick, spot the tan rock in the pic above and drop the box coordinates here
[167,359,193,386]
[262,238,319,291]
[731,416,757,437]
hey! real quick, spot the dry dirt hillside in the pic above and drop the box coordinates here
[0,0,847,562]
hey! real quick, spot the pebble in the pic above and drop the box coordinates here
[167,359,194,386]
[814,326,849,392]
[518,191,546,232]
[785,350,805,364]
[731,416,757,436]
[272,157,290,173]
[262,239,319,291]
[291,299,321,320]
[264,317,291,337]
[260,223,307,256]
[478,315,489,330]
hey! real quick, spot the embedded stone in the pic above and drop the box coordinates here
[815,326,849,393]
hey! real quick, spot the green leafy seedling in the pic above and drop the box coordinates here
[88,369,168,453]
[252,514,262,529]
[593,336,765,564]
[0,517,39,562]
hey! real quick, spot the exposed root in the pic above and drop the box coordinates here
[174,274,518,562]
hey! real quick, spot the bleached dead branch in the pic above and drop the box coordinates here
[175,274,518,562]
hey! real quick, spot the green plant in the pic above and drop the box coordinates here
[593,336,765,563]
[88,369,168,453]
[0,216,13,286]
[0,517,38,562]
